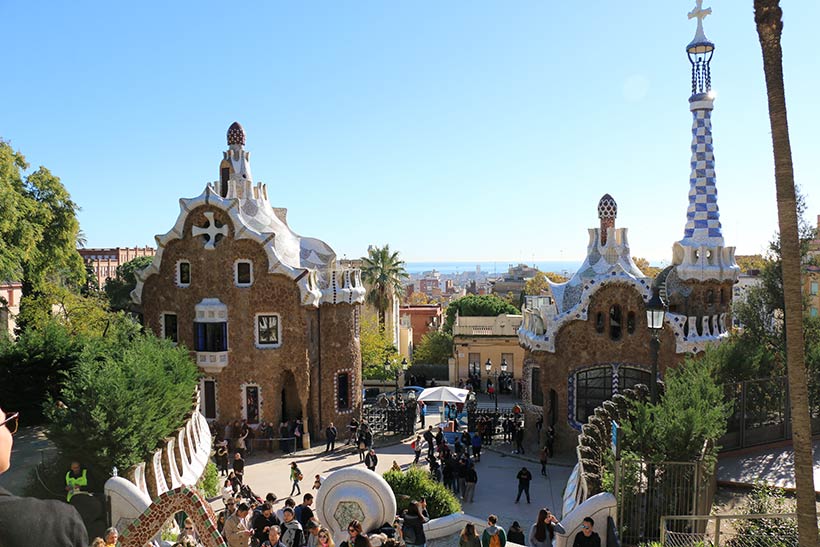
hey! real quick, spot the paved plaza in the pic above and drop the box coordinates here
[717,439,820,493]
[219,433,572,532]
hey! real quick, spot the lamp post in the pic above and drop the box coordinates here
[645,289,667,404]
[384,357,407,395]
[485,358,509,412]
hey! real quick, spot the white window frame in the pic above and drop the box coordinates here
[176,260,191,287]
[254,313,282,349]
[234,259,253,288]
[160,312,178,345]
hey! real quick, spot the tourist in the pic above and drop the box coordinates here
[233,452,246,484]
[535,415,543,438]
[103,528,119,547]
[539,446,549,477]
[313,474,322,490]
[480,515,506,547]
[263,525,287,547]
[529,508,566,547]
[325,422,337,453]
[515,466,533,504]
[507,522,525,545]
[0,406,89,546]
[294,419,304,450]
[463,462,478,503]
[345,520,372,547]
[401,502,427,547]
[391,460,402,473]
[442,454,455,493]
[471,432,482,462]
[294,493,315,529]
[456,456,468,497]
[253,503,281,545]
[224,502,254,547]
[515,427,525,455]
[90,538,105,547]
[347,418,359,445]
[317,527,335,547]
[546,426,555,458]
[177,517,200,544]
[459,523,480,547]
[290,462,303,496]
[364,448,378,471]
[412,435,423,464]
[65,460,88,502]
[217,440,230,476]
[428,455,441,482]
[460,431,472,456]
[281,507,304,547]
[357,427,368,462]
[571,517,600,547]
[276,498,296,523]
[434,427,444,450]
[423,426,435,460]
[218,498,237,535]
[305,519,321,547]
[237,424,249,457]
[223,477,237,503]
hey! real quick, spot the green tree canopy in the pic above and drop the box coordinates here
[104,255,154,311]
[361,245,409,329]
[360,312,399,379]
[412,331,453,365]
[443,294,520,334]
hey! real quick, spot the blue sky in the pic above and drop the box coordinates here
[2,1,818,263]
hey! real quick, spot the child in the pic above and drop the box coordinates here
[313,474,322,490]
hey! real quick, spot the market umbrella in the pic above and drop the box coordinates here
[417,386,470,404]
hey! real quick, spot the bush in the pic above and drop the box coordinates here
[727,483,797,547]
[383,466,461,518]
[45,328,199,481]
[199,461,219,498]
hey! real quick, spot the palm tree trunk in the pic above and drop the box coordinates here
[754,2,819,545]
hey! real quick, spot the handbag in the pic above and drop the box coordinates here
[358,441,367,450]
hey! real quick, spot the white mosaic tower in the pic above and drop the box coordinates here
[671,1,739,282]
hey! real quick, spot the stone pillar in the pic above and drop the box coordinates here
[301,399,311,449]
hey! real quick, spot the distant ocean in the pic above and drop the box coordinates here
[404,261,583,275]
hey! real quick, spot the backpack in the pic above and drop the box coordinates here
[489,533,501,547]
[411,440,416,450]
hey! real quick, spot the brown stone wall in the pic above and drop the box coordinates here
[527,282,684,453]
[141,205,359,445]
[317,303,362,439]
[667,279,735,331]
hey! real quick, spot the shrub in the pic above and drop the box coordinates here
[383,466,461,518]
[727,483,797,547]
[45,329,199,480]
[199,461,219,498]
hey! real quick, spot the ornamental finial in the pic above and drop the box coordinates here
[686,0,714,97]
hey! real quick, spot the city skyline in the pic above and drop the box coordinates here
[2,2,818,262]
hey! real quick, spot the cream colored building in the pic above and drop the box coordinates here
[0,281,23,338]
[452,313,526,387]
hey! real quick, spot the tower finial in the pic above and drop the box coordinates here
[597,194,617,245]
[686,1,714,97]
[227,122,246,146]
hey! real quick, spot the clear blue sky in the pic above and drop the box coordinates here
[2,1,818,263]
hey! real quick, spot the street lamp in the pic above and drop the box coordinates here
[384,357,408,395]
[645,288,666,404]
[485,358,509,412]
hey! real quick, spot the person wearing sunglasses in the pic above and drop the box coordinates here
[571,517,600,547]
[0,406,89,547]
[176,517,199,544]
[343,520,372,547]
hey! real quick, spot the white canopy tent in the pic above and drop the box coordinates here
[417,386,470,404]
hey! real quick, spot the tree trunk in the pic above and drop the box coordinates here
[754,2,819,545]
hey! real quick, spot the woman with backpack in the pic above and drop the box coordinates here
[289,462,303,496]
[401,501,427,547]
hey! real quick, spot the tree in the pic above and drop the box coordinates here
[735,254,767,273]
[753,3,818,544]
[407,291,429,306]
[104,255,154,311]
[361,245,409,329]
[413,331,453,365]
[633,257,663,278]
[360,313,399,379]
[524,271,550,296]
[544,271,569,283]
[443,294,520,334]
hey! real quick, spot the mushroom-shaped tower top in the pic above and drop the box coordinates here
[597,194,617,219]
[227,122,246,146]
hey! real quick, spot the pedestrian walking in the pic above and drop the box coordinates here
[515,466,532,504]
[463,465,477,503]
[412,435,422,464]
[216,440,229,476]
[529,508,566,547]
[224,502,254,547]
[347,418,359,445]
[459,523,480,547]
[325,423,337,453]
[471,432,482,462]
[423,426,435,460]
[515,428,525,455]
[289,462,303,497]
[546,426,555,458]
[233,452,245,484]
[539,446,549,476]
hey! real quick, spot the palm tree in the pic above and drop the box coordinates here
[75,229,87,249]
[753,2,819,545]
[360,244,409,330]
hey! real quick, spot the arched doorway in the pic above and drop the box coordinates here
[280,370,301,423]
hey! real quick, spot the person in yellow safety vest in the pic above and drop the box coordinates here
[65,461,87,502]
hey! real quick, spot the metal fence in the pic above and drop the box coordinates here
[616,459,714,546]
[361,404,418,437]
[719,376,820,452]
[466,408,523,441]
[659,513,808,547]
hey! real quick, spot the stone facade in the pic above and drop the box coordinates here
[134,123,364,444]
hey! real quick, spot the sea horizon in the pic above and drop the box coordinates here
[404,260,584,275]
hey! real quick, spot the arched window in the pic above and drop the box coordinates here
[575,367,613,423]
[706,290,715,306]
[609,305,622,340]
[627,311,636,334]
[620,367,651,392]
[595,312,605,333]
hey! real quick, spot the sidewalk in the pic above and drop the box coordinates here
[716,439,820,492]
